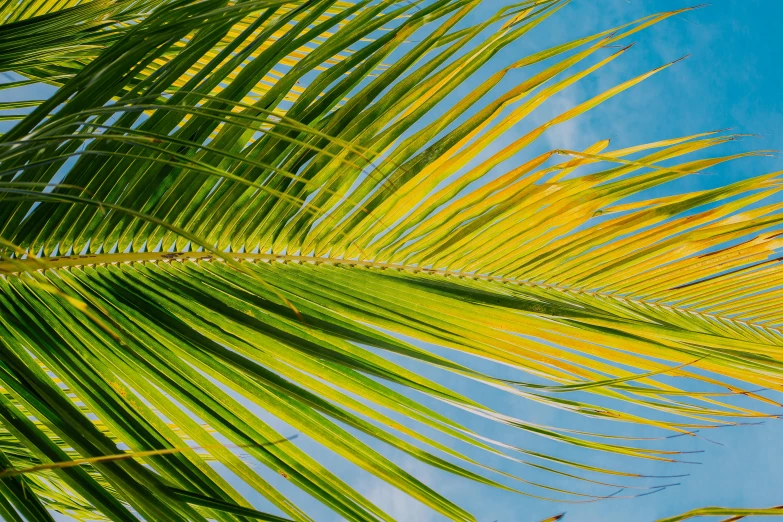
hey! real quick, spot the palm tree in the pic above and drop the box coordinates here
[0,1,781,520]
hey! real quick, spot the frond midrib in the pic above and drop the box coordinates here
[2,251,777,335]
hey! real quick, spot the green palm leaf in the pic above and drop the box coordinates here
[0,1,781,520]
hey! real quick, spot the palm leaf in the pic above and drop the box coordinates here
[660,505,783,522]
[0,0,781,520]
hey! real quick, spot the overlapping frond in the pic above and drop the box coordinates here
[0,0,781,520]
[1,0,363,105]
[660,505,783,522]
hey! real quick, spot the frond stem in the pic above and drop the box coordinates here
[1,251,778,334]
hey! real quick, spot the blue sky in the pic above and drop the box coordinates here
[6,1,783,521]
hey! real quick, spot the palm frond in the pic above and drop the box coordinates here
[0,0,781,520]
[661,505,783,522]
